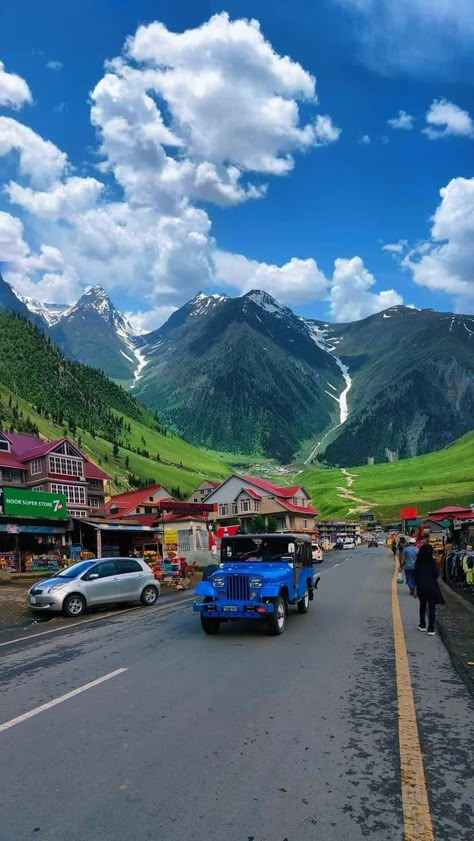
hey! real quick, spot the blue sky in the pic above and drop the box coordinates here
[0,0,473,330]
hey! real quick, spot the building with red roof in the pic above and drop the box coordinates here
[106,484,176,519]
[205,473,318,533]
[0,430,110,518]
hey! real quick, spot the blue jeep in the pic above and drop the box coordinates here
[193,533,320,635]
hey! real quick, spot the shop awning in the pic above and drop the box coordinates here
[0,523,66,534]
[81,520,157,532]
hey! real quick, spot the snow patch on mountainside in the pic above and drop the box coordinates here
[130,345,148,388]
[304,321,353,463]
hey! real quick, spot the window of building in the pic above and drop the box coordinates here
[56,442,81,457]
[253,501,260,512]
[218,504,228,516]
[69,510,88,519]
[88,478,103,489]
[88,497,102,509]
[303,519,308,528]
[0,438,9,451]
[49,455,84,478]
[51,483,86,505]
[30,458,43,476]
[231,502,238,515]
[1,467,24,483]
[239,499,251,512]
[143,506,153,514]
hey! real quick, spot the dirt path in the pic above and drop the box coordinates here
[336,468,375,516]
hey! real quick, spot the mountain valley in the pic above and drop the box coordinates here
[2,271,473,467]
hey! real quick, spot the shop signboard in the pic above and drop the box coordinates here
[164,528,178,560]
[1,487,68,520]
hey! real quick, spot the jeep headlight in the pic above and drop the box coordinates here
[48,582,68,593]
[248,576,263,588]
[212,575,225,588]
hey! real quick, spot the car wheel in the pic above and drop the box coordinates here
[62,594,86,618]
[201,615,220,634]
[297,588,310,614]
[267,596,286,635]
[141,585,159,606]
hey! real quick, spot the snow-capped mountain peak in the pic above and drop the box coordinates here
[243,289,290,318]
[188,291,228,316]
[12,290,69,327]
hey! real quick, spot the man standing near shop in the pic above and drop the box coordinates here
[401,537,418,595]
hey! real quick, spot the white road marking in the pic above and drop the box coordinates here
[0,668,127,734]
[0,595,195,649]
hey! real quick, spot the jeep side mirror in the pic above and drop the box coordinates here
[88,573,99,580]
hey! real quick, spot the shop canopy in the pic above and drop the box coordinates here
[81,520,157,532]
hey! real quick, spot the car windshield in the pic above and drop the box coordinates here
[221,536,296,562]
[56,560,97,578]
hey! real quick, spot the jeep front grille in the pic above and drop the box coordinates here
[225,574,250,602]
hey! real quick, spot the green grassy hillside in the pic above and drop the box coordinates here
[300,431,474,522]
[0,382,230,495]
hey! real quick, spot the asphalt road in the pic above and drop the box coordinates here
[0,548,473,841]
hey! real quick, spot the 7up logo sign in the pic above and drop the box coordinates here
[53,499,63,513]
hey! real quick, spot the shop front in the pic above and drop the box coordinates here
[70,518,160,561]
[0,486,69,572]
[0,520,69,572]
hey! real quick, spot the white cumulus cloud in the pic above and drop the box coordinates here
[7,176,105,218]
[423,98,474,139]
[215,250,328,303]
[0,210,29,261]
[330,256,403,321]
[0,60,32,109]
[388,110,414,130]
[0,117,67,186]
[404,177,474,308]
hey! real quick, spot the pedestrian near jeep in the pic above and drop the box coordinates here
[401,537,418,595]
[415,542,445,635]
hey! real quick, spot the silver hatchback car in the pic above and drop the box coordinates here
[27,557,160,617]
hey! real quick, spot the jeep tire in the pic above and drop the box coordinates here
[201,615,220,635]
[297,588,310,614]
[267,596,286,635]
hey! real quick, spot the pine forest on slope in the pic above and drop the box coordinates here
[0,311,230,495]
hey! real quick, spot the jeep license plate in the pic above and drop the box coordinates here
[223,606,238,612]
[30,596,37,605]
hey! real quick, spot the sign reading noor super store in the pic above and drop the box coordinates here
[0,487,68,520]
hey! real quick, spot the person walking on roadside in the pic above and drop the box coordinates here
[401,537,418,595]
[415,542,444,635]
[397,537,406,569]
[391,538,397,560]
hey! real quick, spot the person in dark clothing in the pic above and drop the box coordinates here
[415,543,444,636]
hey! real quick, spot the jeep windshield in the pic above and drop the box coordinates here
[221,536,295,562]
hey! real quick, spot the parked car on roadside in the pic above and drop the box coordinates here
[27,557,160,617]
[342,538,356,550]
[312,542,324,563]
